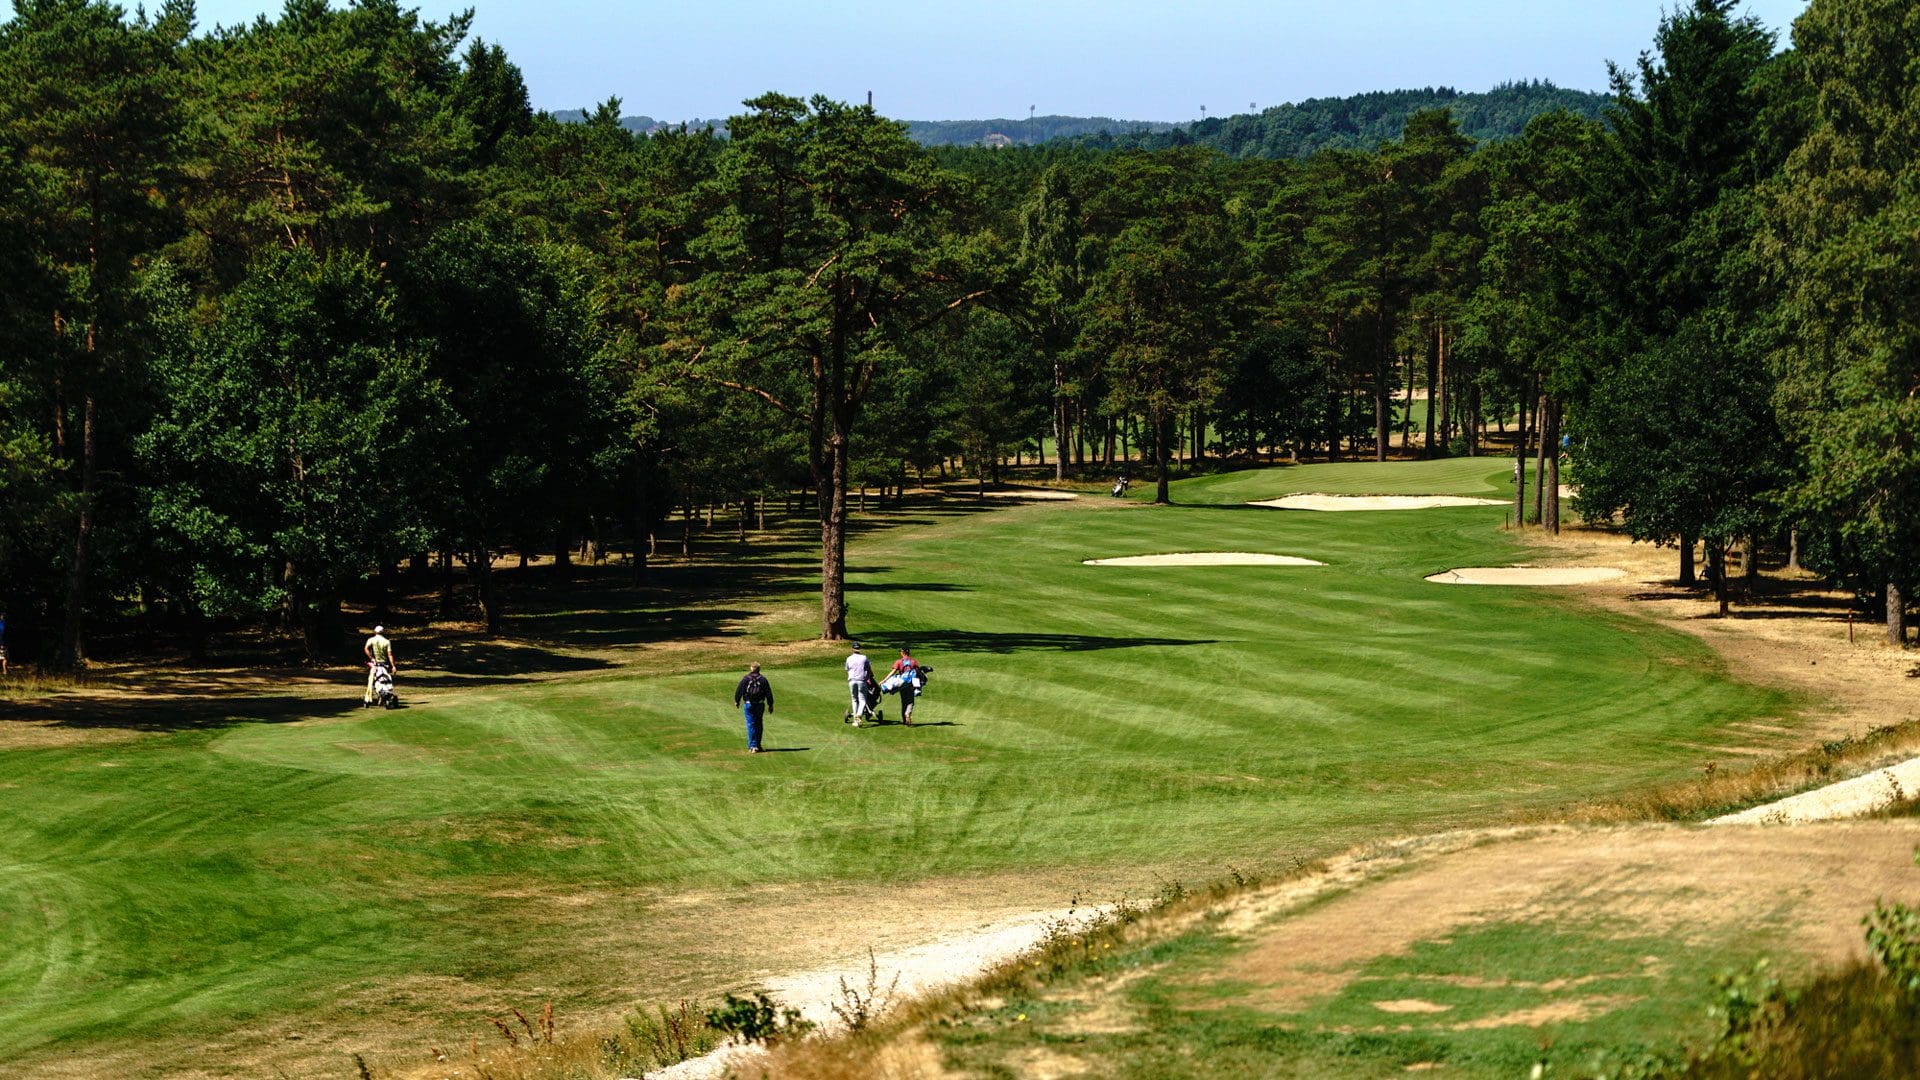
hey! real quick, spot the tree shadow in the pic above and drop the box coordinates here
[510,606,760,648]
[416,639,620,678]
[844,582,969,593]
[847,629,1216,653]
[8,692,366,734]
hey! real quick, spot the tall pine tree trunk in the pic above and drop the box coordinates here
[819,407,851,640]
[1423,324,1439,457]
[1680,533,1697,587]
[470,542,501,635]
[1374,360,1389,462]
[1512,379,1530,528]
[1153,408,1171,504]
[1051,364,1066,481]
[1543,399,1561,534]
[630,457,650,585]
[61,175,106,670]
[1531,392,1549,525]
[62,392,96,667]
[1889,581,1907,647]
[1709,543,1729,616]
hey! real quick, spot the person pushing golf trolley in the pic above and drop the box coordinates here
[843,642,882,726]
[363,625,399,709]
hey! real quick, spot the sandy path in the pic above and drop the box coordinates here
[647,903,1107,1079]
[1084,553,1324,567]
[1713,756,1920,825]
[1251,494,1508,512]
[973,488,1080,500]
[1426,566,1628,586]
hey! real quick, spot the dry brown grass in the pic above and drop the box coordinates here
[1547,718,1920,826]
[755,875,1274,1080]
[0,666,99,700]
[385,997,723,1080]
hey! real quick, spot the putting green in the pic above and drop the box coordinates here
[0,460,1793,1068]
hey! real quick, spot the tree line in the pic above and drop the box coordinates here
[0,0,1912,666]
[1071,81,1608,159]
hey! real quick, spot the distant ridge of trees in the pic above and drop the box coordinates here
[552,81,1606,156]
[899,115,1177,145]
[1077,81,1610,158]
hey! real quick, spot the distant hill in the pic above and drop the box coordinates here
[1085,81,1610,158]
[545,109,1158,144]
[902,115,1175,146]
[547,108,727,135]
[550,82,1608,157]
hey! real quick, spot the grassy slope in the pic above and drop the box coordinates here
[0,460,1790,1068]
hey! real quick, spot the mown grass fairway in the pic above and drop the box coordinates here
[0,461,1794,1073]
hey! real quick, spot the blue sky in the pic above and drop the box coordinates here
[176,0,1811,122]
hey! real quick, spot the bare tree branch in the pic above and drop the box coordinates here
[684,369,802,419]
[805,253,841,289]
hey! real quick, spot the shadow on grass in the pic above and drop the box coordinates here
[507,606,760,648]
[849,629,1217,653]
[845,582,969,593]
[7,691,367,734]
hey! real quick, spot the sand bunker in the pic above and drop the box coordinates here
[1084,552,1326,567]
[977,488,1080,500]
[1251,494,1508,512]
[1426,566,1627,586]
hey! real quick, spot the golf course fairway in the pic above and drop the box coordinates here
[0,460,1798,1073]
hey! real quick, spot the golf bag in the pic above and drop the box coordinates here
[879,665,931,695]
[369,661,398,709]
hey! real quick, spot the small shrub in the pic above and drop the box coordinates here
[1704,958,1791,1063]
[622,999,720,1067]
[1866,900,1920,998]
[705,991,813,1046]
[831,949,900,1034]
[1683,961,1920,1079]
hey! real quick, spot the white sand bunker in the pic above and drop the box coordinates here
[1251,494,1508,512]
[1084,552,1326,567]
[1426,566,1627,586]
[977,488,1080,500]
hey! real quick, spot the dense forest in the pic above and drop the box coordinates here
[0,0,1913,667]
[551,85,1601,154]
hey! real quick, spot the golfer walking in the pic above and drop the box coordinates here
[890,646,920,726]
[363,625,396,706]
[845,642,875,726]
[733,662,774,753]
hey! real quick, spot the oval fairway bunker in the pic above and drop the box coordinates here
[1426,566,1628,586]
[1250,494,1509,511]
[1083,552,1326,567]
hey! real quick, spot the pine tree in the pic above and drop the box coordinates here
[1762,0,1920,642]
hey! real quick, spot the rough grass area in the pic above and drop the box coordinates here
[0,460,1797,1075]
[779,822,1920,1080]
[922,919,1741,1080]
